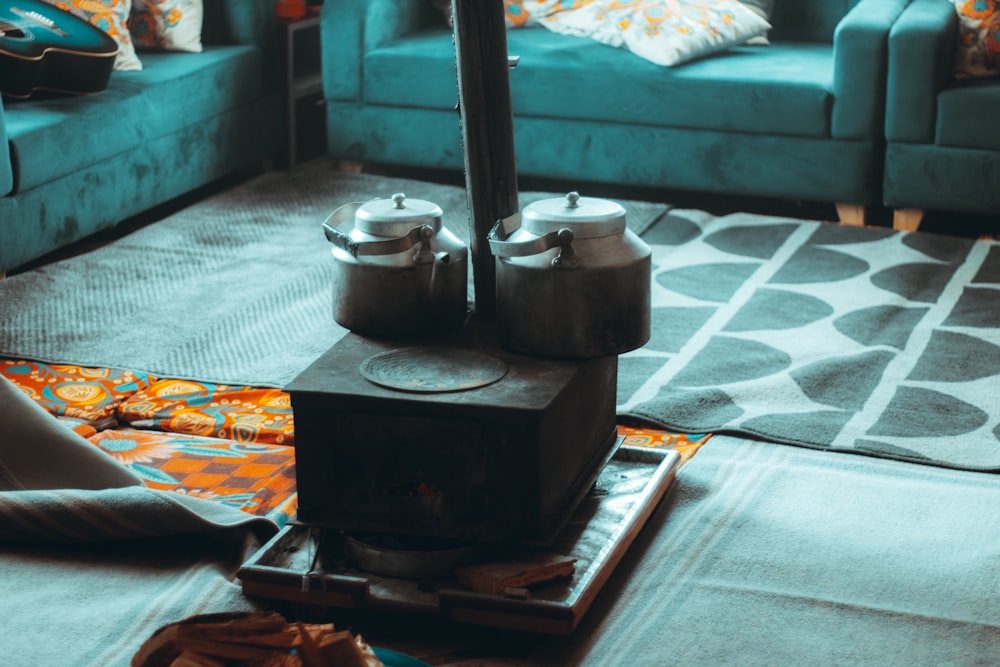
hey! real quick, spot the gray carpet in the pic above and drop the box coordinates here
[0,162,668,390]
[528,435,1000,666]
[2,165,999,471]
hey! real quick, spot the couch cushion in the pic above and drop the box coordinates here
[5,44,262,194]
[362,28,833,138]
[936,78,1000,151]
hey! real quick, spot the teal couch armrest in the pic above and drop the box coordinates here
[321,0,433,101]
[885,0,957,143]
[831,0,910,140]
[0,97,11,197]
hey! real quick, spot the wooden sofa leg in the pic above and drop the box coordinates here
[893,208,923,232]
[835,203,866,226]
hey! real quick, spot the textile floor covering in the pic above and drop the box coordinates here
[3,163,1000,665]
[1,162,997,471]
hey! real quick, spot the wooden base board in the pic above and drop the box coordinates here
[239,446,680,636]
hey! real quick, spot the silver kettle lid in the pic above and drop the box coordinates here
[521,192,626,239]
[355,193,443,237]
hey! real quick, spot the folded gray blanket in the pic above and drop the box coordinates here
[0,375,279,665]
[0,375,276,543]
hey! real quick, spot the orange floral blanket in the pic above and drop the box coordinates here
[2,359,710,531]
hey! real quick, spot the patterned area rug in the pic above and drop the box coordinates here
[619,210,1000,471]
[2,165,998,471]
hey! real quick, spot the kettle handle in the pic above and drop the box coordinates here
[488,213,579,268]
[323,202,435,258]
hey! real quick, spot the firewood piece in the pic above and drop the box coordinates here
[133,611,384,667]
[168,650,226,667]
[455,553,577,594]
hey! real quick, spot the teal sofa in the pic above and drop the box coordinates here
[320,0,909,226]
[884,0,1000,231]
[0,0,283,276]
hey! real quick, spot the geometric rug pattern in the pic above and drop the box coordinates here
[1,166,997,472]
[620,210,1000,471]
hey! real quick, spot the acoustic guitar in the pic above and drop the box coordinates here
[0,0,119,99]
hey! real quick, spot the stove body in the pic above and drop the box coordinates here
[287,325,618,545]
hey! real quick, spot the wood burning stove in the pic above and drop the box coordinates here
[238,0,677,634]
[288,0,634,547]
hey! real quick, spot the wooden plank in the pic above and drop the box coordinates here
[455,554,577,594]
[238,449,681,635]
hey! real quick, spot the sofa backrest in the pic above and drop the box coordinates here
[201,0,274,48]
[769,0,861,43]
[200,0,280,87]
[0,96,11,197]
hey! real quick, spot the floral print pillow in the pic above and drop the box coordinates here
[539,0,772,67]
[42,0,143,70]
[432,1,589,28]
[950,0,1000,78]
[129,0,203,52]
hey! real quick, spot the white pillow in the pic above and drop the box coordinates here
[540,0,772,67]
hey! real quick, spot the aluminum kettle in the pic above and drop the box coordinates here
[324,193,469,338]
[488,192,651,358]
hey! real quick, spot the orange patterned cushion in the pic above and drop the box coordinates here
[43,0,143,70]
[118,378,294,445]
[951,0,1000,78]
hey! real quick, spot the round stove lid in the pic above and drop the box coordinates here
[359,347,508,393]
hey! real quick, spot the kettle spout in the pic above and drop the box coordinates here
[424,251,451,303]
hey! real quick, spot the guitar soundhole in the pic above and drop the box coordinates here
[0,22,27,39]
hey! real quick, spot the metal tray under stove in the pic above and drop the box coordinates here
[238,446,680,635]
